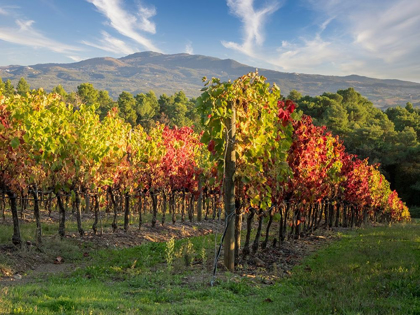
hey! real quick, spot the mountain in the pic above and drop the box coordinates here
[1,51,419,108]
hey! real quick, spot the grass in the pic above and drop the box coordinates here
[1,222,420,314]
[289,222,420,314]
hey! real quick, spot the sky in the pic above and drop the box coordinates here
[0,0,419,82]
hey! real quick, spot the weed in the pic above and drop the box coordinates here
[165,237,175,270]
[183,240,194,267]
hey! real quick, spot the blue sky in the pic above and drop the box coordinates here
[0,0,419,82]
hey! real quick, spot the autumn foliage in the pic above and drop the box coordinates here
[0,73,410,250]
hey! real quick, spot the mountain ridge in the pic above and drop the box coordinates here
[1,51,419,108]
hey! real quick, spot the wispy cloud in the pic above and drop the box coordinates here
[301,0,420,79]
[87,0,161,52]
[348,0,420,63]
[137,5,156,34]
[82,31,137,55]
[226,0,420,81]
[270,13,346,74]
[0,5,20,15]
[222,0,280,57]
[185,41,193,54]
[272,34,343,73]
[0,19,82,54]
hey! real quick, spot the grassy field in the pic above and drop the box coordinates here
[1,221,420,314]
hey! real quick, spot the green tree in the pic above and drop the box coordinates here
[97,90,115,119]
[3,79,15,97]
[338,87,360,105]
[397,126,418,147]
[158,91,190,127]
[77,83,99,106]
[118,91,137,126]
[296,96,327,124]
[386,106,420,138]
[17,77,30,96]
[66,92,81,106]
[171,91,190,127]
[158,94,172,117]
[323,102,349,134]
[51,84,67,98]
[135,90,159,126]
[287,89,302,101]
[406,102,414,113]
[186,97,201,131]
[322,92,343,104]
[0,77,5,91]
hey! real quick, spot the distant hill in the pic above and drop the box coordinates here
[1,51,419,109]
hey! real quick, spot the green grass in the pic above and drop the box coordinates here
[1,223,420,314]
[289,222,420,314]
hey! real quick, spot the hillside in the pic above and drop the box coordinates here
[1,51,419,108]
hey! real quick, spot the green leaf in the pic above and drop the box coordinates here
[201,132,210,144]
[23,133,29,143]
[242,176,251,184]
[11,137,20,149]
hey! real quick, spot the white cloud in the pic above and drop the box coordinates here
[67,55,83,62]
[82,31,137,55]
[137,5,156,34]
[272,35,343,73]
[185,41,193,54]
[87,0,161,52]
[319,17,334,33]
[281,40,290,48]
[222,0,280,57]
[16,19,34,31]
[0,5,24,17]
[0,19,82,54]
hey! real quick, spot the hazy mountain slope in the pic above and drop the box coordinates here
[1,51,419,108]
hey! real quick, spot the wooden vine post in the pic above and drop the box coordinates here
[223,100,236,271]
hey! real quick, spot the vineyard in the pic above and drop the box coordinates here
[0,72,410,272]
